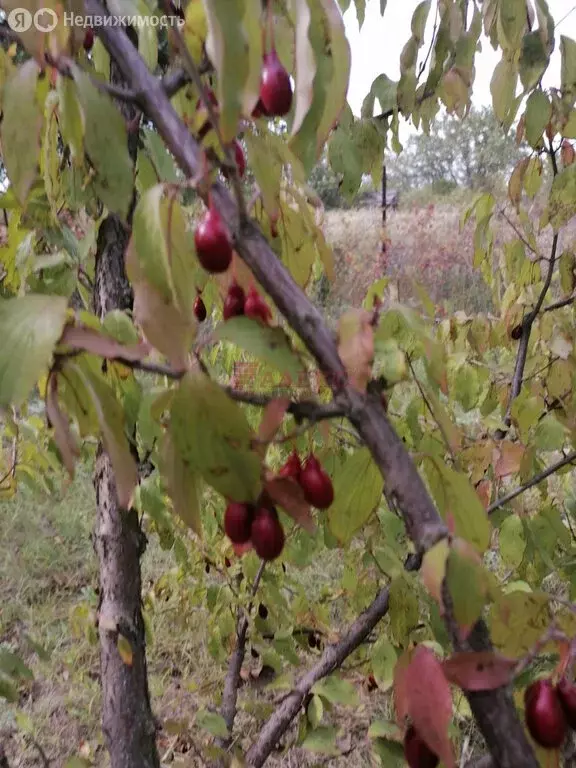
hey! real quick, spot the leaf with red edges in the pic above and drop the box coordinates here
[59,324,150,362]
[46,374,79,478]
[265,476,315,534]
[442,651,515,691]
[402,645,455,767]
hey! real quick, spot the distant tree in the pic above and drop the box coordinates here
[307,156,347,209]
[388,107,526,193]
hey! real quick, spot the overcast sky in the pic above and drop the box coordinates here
[344,0,576,125]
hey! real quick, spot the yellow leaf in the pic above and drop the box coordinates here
[337,309,374,392]
[117,634,133,666]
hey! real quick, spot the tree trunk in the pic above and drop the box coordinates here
[92,44,160,768]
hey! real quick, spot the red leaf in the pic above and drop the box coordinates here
[257,398,290,453]
[265,476,315,534]
[46,373,79,478]
[393,648,413,726]
[60,324,149,363]
[442,652,515,691]
[402,646,455,768]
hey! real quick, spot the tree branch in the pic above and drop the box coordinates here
[543,293,576,313]
[86,7,538,766]
[487,450,576,515]
[245,585,392,767]
[219,560,266,748]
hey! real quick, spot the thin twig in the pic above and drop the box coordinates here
[544,293,576,313]
[487,450,576,514]
[496,142,560,439]
[245,586,392,767]
[498,207,539,257]
[167,21,248,221]
[407,356,457,465]
[219,561,266,747]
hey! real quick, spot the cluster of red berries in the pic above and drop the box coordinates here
[224,502,285,561]
[279,450,334,510]
[524,676,576,749]
[222,280,272,324]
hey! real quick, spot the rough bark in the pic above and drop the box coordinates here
[91,37,160,768]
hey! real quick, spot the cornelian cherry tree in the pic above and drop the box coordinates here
[1,0,576,766]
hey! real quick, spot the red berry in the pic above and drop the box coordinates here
[524,679,567,749]
[403,726,439,768]
[194,203,233,274]
[259,50,293,117]
[278,450,301,480]
[251,98,270,119]
[245,285,272,325]
[224,502,254,544]
[232,140,246,178]
[223,281,246,320]
[194,295,207,322]
[83,29,94,51]
[299,455,334,509]
[250,507,285,561]
[557,677,576,729]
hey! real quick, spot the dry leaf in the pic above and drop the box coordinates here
[337,309,374,392]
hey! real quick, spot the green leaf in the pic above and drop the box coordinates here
[71,67,133,219]
[301,725,339,755]
[312,675,359,706]
[170,372,262,502]
[142,128,179,184]
[314,0,352,161]
[0,295,68,407]
[546,164,576,232]
[66,359,138,509]
[372,737,405,768]
[524,90,551,148]
[524,156,543,198]
[497,0,526,51]
[102,310,140,346]
[388,576,419,645]
[1,59,43,204]
[533,415,566,451]
[0,648,33,680]
[489,590,551,658]
[519,32,549,90]
[203,0,249,143]
[307,694,324,728]
[328,448,383,544]
[368,720,401,740]
[561,35,576,103]
[490,55,517,124]
[453,365,481,412]
[132,184,198,321]
[215,317,304,380]
[499,515,526,568]
[411,1,431,43]
[160,430,202,536]
[195,709,229,738]
[371,637,397,691]
[446,546,487,629]
[0,677,18,702]
[424,459,491,553]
